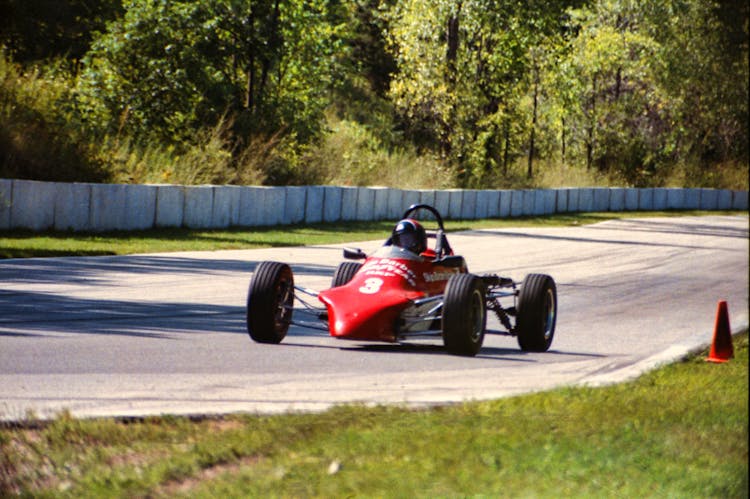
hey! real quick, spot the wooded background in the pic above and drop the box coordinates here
[1,0,747,190]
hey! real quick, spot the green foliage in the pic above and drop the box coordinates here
[0,0,747,188]
[77,0,340,146]
[0,0,122,63]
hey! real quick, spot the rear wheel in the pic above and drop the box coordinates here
[516,274,556,352]
[331,262,362,287]
[247,261,294,344]
[442,274,486,356]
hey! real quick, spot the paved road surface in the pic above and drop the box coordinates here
[1,215,747,420]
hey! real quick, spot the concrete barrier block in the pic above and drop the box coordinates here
[683,188,700,210]
[355,187,376,221]
[322,186,343,222]
[0,178,11,229]
[434,190,451,218]
[341,187,359,221]
[461,190,478,219]
[652,188,668,210]
[124,184,157,230]
[609,188,626,212]
[539,189,556,215]
[401,190,421,213]
[10,180,56,231]
[567,188,580,212]
[448,189,463,219]
[183,185,215,229]
[474,189,497,219]
[577,188,594,212]
[488,190,502,218]
[305,186,325,224]
[555,189,568,213]
[510,190,524,217]
[624,188,639,211]
[592,188,610,211]
[732,190,748,210]
[90,183,129,231]
[419,189,436,209]
[666,188,685,210]
[498,190,512,217]
[386,188,404,219]
[638,188,654,211]
[717,189,733,210]
[237,186,262,227]
[262,187,286,225]
[54,182,91,231]
[699,188,718,210]
[373,187,391,220]
[211,185,240,228]
[156,185,185,228]
[522,190,536,216]
[283,186,306,225]
[531,190,545,215]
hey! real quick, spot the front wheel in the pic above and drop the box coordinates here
[331,262,362,287]
[516,274,556,352]
[247,261,294,344]
[442,274,486,356]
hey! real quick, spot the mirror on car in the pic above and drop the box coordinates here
[343,247,367,260]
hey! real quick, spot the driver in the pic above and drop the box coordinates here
[391,219,427,255]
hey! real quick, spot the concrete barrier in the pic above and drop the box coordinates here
[90,183,129,231]
[733,190,748,210]
[373,187,390,221]
[0,178,11,230]
[578,188,594,213]
[54,183,91,231]
[211,185,241,228]
[183,185,214,229]
[0,178,745,233]
[434,190,451,219]
[322,186,343,223]
[498,190,512,217]
[652,188,668,210]
[609,188,626,212]
[156,185,185,228]
[304,186,325,224]
[12,180,56,231]
[717,189,733,210]
[448,189,463,219]
[592,188,610,211]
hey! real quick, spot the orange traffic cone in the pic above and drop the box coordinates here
[706,300,733,363]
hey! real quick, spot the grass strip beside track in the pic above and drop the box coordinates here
[0,211,742,259]
[1,333,747,496]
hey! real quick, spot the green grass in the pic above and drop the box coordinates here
[1,211,742,259]
[1,333,746,497]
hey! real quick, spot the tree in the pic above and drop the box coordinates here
[77,0,340,146]
[0,0,122,63]
[387,0,583,185]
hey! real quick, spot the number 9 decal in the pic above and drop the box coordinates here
[359,277,383,294]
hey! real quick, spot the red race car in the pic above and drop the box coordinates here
[246,204,556,356]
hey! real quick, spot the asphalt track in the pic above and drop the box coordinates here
[1,215,747,421]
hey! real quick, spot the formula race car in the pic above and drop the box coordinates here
[246,204,556,356]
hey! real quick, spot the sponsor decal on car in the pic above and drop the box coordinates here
[423,269,460,283]
[361,258,418,287]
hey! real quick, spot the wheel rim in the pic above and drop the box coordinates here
[274,274,293,330]
[469,289,484,343]
[543,287,556,341]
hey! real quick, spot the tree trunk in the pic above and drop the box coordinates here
[527,65,539,179]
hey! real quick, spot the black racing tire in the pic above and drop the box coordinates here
[246,261,294,344]
[442,273,486,356]
[516,274,557,352]
[331,262,362,287]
